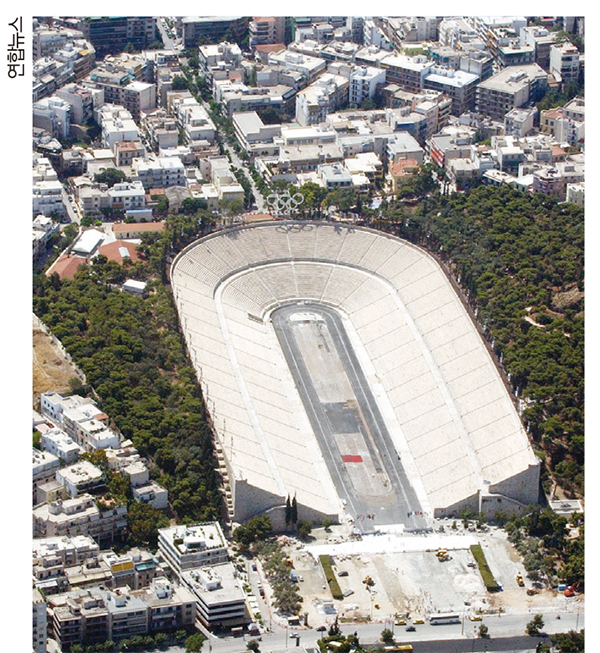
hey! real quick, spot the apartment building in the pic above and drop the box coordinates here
[174,99,217,143]
[520,25,558,70]
[423,66,479,116]
[268,50,327,84]
[199,42,243,81]
[132,156,186,190]
[232,112,282,158]
[295,73,349,126]
[475,64,548,120]
[48,579,195,649]
[181,564,247,630]
[381,54,434,94]
[504,106,537,138]
[33,588,48,653]
[249,16,286,48]
[56,82,104,124]
[33,215,60,264]
[33,96,72,139]
[56,460,105,499]
[33,494,127,543]
[99,105,140,152]
[33,155,65,217]
[348,66,386,106]
[549,42,580,84]
[214,79,295,117]
[77,16,157,56]
[33,25,84,58]
[177,17,248,48]
[33,56,75,102]
[33,448,61,503]
[158,523,228,576]
[41,427,83,464]
[61,404,120,451]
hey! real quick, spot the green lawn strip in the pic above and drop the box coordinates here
[319,554,344,600]
[470,544,500,592]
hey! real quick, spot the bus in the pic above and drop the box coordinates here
[430,613,461,625]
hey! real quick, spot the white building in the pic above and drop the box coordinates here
[99,105,140,152]
[33,494,127,542]
[33,448,61,502]
[56,460,105,498]
[33,95,72,138]
[268,49,327,83]
[158,523,228,575]
[181,563,247,629]
[132,156,186,189]
[295,73,349,126]
[504,106,537,138]
[348,66,386,106]
[107,181,146,211]
[41,427,82,464]
[132,481,169,510]
[549,42,580,84]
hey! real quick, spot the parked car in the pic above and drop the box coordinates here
[316,626,327,632]
[406,626,416,632]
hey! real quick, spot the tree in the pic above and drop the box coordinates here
[172,74,189,91]
[291,495,298,524]
[550,630,585,652]
[247,639,261,653]
[478,623,489,638]
[380,628,394,644]
[526,614,545,636]
[285,495,292,526]
[94,168,126,188]
[185,633,206,652]
[298,520,312,539]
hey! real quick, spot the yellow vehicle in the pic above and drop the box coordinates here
[516,573,524,587]
[412,618,425,625]
[398,647,413,652]
[395,619,407,626]
[469,615,483,621]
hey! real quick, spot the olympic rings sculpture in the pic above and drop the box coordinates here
[266,190,305,216]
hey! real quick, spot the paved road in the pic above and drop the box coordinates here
[272,302,429,533]
[224,141,266,212]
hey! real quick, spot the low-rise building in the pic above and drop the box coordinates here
[132,156,186,189]
[112,221,165,239]
[41,427,82,464]
[158,523,228,575]
[33,448,61,504]
[566,182,584,207]
[33,494,127,543]
[56,460,105,499]
[232,112,281,158]
[504,106,537,138]
[33,215,60,263]
[181,563,247,630]
[318,163,352,189]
